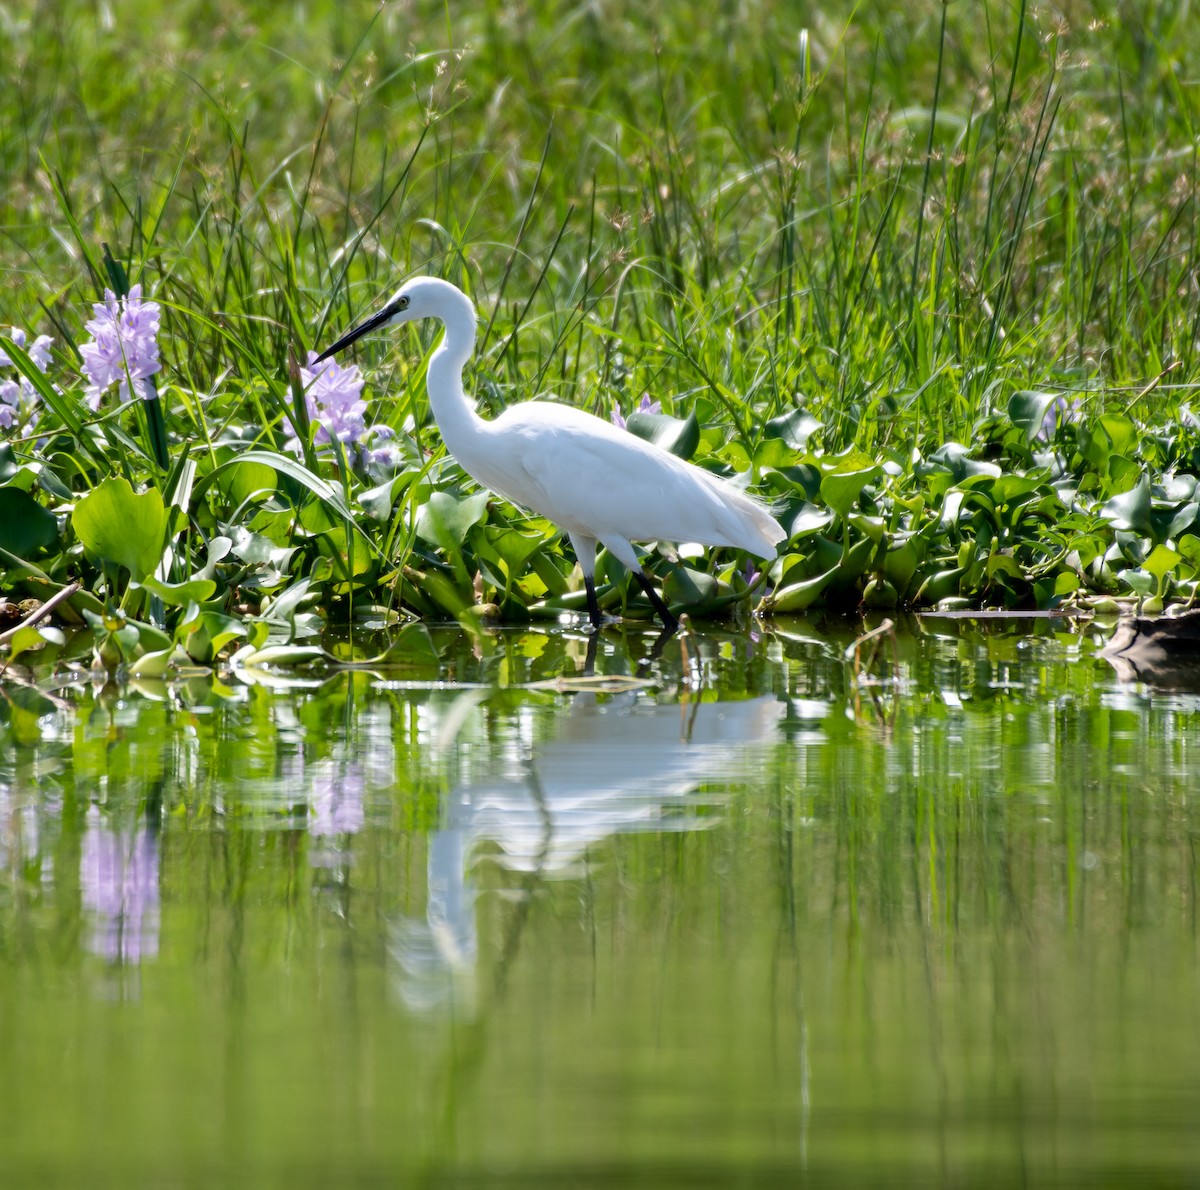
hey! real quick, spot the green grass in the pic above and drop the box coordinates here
[3,0,1200,669]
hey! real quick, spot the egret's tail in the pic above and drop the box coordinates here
[697,470,787,558]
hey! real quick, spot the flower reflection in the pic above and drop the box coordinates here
[79,808,160,964]
[307,760,365,869]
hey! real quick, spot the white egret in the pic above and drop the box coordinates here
[316,277,786,631]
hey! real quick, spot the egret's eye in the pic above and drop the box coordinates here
[396,295,410,311]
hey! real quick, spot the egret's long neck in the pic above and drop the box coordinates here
[425,291,483,454]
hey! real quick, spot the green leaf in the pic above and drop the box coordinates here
[137,575,219,606]
[416,490,489,551]
[182,611,246,663]
[480,526,547,573]
[625,409,701,460]
[820,466,879,519]
[1101,476,1152,534]
[196,449,380,557]
[375,622,441,669]
[662,566,718,608]
[1143,544,1182,583]
[5,624,50,663]
[0,488,59,556]
[765,568,836,612]
[1099,414,1137,457]
[765,408,822,450]
[72,476,169,581]
[1008,390,1058,443]
[217,459,278,510]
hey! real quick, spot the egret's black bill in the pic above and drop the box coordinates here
[314,301,398,363]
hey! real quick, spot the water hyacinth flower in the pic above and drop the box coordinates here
[1037,396,1083,443]
[78,284,162,409]
[286,351,398,469]
[0,325,53,434]
[610,392,662,430]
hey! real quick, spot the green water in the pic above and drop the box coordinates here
[1,617,1198,1187]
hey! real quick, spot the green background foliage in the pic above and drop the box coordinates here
[3,1,1200,666]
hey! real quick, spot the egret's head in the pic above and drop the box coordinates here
[314,277,472,363]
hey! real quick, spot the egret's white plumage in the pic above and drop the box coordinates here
[317,276,786,630]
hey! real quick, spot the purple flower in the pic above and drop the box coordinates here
[286,352,400,470]
[0,325,51,436]
[0,327,53,371]
[78,284,161,408]
[79,807,160,965]
[611,392,662,429]
[0,380,21,430]
[359,423,401,470]
[285,351,367,451]
[1037,396,1082,443]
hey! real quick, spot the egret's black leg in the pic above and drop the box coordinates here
[636,569,679,633]
[584,573,603,631]
[635,626,677,678]
[583,631,600,677]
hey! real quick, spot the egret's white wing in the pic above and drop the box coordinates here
[473,402,782,555]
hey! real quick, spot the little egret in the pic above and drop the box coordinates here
[316,277,786,632]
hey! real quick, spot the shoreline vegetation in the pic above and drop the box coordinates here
[2,1,1200,673]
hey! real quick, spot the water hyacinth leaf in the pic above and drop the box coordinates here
[1101,476,1152,533]
[1143,544,1182,583]
[0,488,58,556]
[235,644,328,669]
[217,460,278,510]
[72,476,169,581]
[137,575,219,606]
[198,450,377,553]
[820,465,880,520]
[4,624,50,664]
[128,647,177,678]
[662,566,719,609]
[915,566,966,604]
[1162,474,1198,503]
[846,513,887,543]
[1117,567,1155,596]
[416,491,489,552]
[182,611,247,662]
[624,410,700,460]
[481,526,547,574]
[1107,455,1142,493]
[751,437,796,470]
[264,577,318,624]
[1008,390,1059,443]
[1161,501,1200,540]
[764,462,822,500]
[1099,414,1138,457]
[764,567,836,613]
[765,408,822,450]
[789,502,835,538]
[375,622,441,669]
[862,576,898,608]
[0,444,17,483]
[883,538,923,594]
[228,527,294,573]
[359,471,419,522]
[986,552,1024,582]
[927,442,1002,481]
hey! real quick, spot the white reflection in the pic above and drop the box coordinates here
[391,693,783,1014]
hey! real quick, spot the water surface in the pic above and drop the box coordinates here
[1,617,1197,1186]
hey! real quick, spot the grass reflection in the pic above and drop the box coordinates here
[0,618,1197,1184]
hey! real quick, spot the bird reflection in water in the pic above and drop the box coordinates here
[390,657,783,1015]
